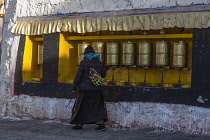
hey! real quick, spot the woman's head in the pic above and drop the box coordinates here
[84,45,95,55]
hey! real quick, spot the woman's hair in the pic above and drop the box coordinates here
[84,45,95,55]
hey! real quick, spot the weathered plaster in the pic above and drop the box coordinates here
[7,94,210,135]
[0,0,19,116]
[16,0,210,17]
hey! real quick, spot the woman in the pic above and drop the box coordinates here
[70,45,109,131]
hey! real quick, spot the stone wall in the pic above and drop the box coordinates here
[16,0,210,17]
[0,0,19,116]
[8,94,210,135]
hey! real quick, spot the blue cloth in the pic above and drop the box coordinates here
[84,53,100,60]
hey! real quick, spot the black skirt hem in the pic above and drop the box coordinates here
[70,90,108,125]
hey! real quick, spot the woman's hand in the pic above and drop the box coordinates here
[104,65,111,70]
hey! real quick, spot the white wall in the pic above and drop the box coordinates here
[16,0,210,17]
[0,0,19,116]
[9,94,210,135]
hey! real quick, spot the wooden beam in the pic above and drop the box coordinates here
[33,38,43,42]
[67,34,192,40]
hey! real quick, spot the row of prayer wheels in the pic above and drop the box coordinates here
[78,41,187,68]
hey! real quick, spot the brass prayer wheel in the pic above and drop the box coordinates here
[137,55,152,66]
[137,42,152,67]
[91,41,104,54]
[156,54,169,66]
[173,41,187,67]
[78,42,89,54]
[92,41,105,63]
[98,54,104,63]
[155,41,169,66]
[78,42,89,63]
[106,42,119,66]
[121,41,135,65]
[106,54,119,66]
[173,56,186,68]
[78,55,85,64]
[107,42,119,54]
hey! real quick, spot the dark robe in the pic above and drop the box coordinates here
[70,90,108,124]
[70,56,108,124]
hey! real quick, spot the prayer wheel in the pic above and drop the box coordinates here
[78,42,89,63]
[155,41,169,66]
[106,42,119,66]
[121,41,135,66]
[173,41,187,68]
[136,41,152,67]
[92,41,105,63]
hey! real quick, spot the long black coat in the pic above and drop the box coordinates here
[71,57,107,91]
[70,57,108,124]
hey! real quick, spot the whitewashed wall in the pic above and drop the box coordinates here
[0,0,19,116]
[6,94,210,135]
[1,0,210,135]
[16,0,210,17]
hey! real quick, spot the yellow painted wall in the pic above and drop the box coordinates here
[22,36,33,81]
[103,68,114,82]
[58,33,78,83]
[129,68,144,83]
[22,36,43,81]
[68,41,79,83]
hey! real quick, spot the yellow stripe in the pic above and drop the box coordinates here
[67,34,192,40]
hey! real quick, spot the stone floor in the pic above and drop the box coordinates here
[0,117,209,140]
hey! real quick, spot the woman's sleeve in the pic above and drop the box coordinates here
[101,65,107,78]
[71,61,85,91]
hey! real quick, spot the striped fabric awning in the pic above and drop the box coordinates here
[11,11,210,35]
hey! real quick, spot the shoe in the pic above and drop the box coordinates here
[72,125,83,130]
[95,124,106,131]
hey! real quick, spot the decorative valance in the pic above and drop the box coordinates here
[11,11,210,35]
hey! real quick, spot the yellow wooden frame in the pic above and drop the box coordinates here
[33,38,43,41]
[67,34,192,40]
